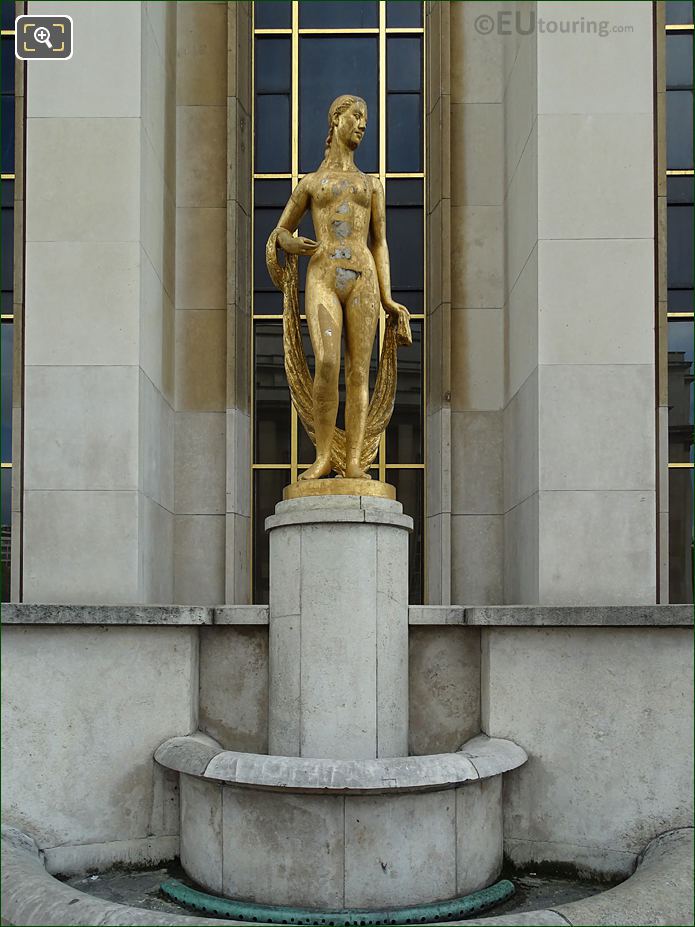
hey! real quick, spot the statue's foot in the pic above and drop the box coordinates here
[345,463,372,480]
[299,457,333,480]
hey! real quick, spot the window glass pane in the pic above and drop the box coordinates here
[667,90,694,169]
[668,289,694,312]
[668,320,694,446]
[255,94,291,173]
[255,0,291,29]
[666,1,694,24]
[388,468,423,604]
[254,180,291,313]
[1,37,14,95]
[253,469,292,603]
[1,0,15,31]
[667,204,694,289]
[1,178,12,208]
[386,177,423,206]
[386,180,424,290]
[299,36,378,173]
[387,94,422,172]
[387,1,423,28]
[254,322,291,463]
[387,318,422,462]
[1,467,10,602]
[667,175,694,204]
[299,1,378,29]
[1,96,14,174]
[392,289,423,312]
[668,467,694,604]
[255,179,292,208]
[1,204,12,292]
[256,37,291,94]
[666,34,694,90]
[1,323,12,462]
[387,37,421,92]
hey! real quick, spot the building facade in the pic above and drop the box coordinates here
[0,0,692,608]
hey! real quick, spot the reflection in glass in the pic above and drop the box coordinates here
[254,322,291,463]
[666,34,693,89]
[299,1,378,29]
[1,467,10,602]
[1,323,11,462]
[386,1,423,28]
[667,91,694,169]
[253,469,292,603]
[667,205,694,289]
[388,468,423,604]
[254,181,291,314]
[255,94,291,174]
[299,36,378,173]
[668,321,695,451]
[254,0,291,29]
[387,320,422,463]
[669,468,694,604]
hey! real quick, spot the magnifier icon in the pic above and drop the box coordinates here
[33,25,53,49]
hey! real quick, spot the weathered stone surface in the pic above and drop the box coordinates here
[466,605,693,627]
[456,777,503,895]
[212,605,269,625]
[180,775,223,896]
[154,734,223,777]
[408,605,466,625]
[459,734,528,778]
[2,603,212,625]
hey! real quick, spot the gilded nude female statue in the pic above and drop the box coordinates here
[266,94,411,484]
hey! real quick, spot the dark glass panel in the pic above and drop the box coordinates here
[299,1,378,29]
[386,177,423,206]
[254,290,284,314]
[667,175,694,204]
[387,37,421,92]
[388,468,423,604]
[0,291,11,311]
[668,467,694,604]
[255,178,292,208]
[1,178,12,207]
[254,321,291,463]
[2,204,13,291]
[1,0,15,31]
[386,206,423,291]
[253,469,292,604]
[387,93,422,172]
[666,1,694,24]
[1,467,10,602]
[255,37,291,93]
[255,94,291,173]
[1,95,14,173]
[1,37,14,95]
[387,318,422,462]
[667,90,694,169]
[387,1,423,28]
[1,323,12,461]
[668,289,695,312]
[254,0,292,30]
[299,36,378,173]
[667,204,694,289]
[668,320,694,443]
[297,328,378,465]
[666,34,694,90]
[392,289,423,312]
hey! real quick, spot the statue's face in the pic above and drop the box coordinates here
[335,102,367,151]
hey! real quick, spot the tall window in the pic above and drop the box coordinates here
[665,1,694,602]
[251,1,426,604]
[1,0,16,602]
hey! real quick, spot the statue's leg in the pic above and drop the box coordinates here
[344,274,380,480]
[300,273,343,480]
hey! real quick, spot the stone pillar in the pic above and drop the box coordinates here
[267,496,412,759]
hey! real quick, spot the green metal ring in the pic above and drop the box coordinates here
[160,877,515,925]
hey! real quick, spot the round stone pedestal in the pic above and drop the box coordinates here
[266,495,412,759]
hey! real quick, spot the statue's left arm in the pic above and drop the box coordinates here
[369,178,410,322]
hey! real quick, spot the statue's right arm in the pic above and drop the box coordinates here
[273,176,319,256]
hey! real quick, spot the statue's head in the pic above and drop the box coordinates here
[325,95,368,155]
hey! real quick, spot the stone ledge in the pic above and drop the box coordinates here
[408,605,693,627]
[155,733,527,793]
[212,605,269,625]
[1,604,213,625]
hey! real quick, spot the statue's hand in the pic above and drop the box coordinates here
[277,230,319,256]
[383,299,410,320]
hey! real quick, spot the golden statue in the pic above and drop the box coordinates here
[266,94,412,497]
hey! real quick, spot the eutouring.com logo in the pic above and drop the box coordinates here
[474,11,634,38]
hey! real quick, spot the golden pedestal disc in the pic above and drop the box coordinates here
[283,478,396,501]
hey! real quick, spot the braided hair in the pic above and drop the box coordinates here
[322,94,368,160]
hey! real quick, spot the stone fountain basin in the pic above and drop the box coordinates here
[155,733,527,909]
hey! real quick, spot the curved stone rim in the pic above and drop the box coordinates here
[2,826,692,926]
[154,734,528,793]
